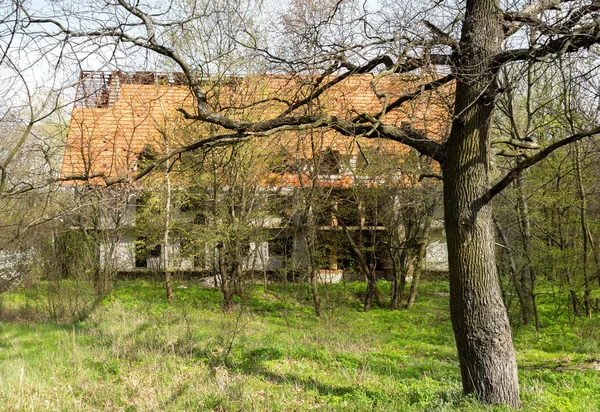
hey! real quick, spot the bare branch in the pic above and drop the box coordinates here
[503,0,565,36]
[491,138,540,149]
[359,73,455,122]
[483,125,600,203]
[494,24,600,67]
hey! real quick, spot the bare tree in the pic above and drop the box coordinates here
[18,0,600,406]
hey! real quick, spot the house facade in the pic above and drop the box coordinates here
[61,71,449,280]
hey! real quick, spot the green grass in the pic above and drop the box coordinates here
[0,279,599,411]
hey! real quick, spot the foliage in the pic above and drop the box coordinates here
[493,64,600,323]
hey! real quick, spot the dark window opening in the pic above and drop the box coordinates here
[149,244,161,258]
[131,71,156,84]
[135,238,147,268]
[314,201,336,227]
[193,212,207,225]
[180,237,208,269]
[270,235,293,257]
[317,148,341,175]
[135,191,152,212]
[135,238,161,268]
[193,250,209,269]
[331,190,360,226]
[363,195,390,227]
[268,148,297,174]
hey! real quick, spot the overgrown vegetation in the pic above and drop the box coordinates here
[6,0,600,407]
[1,279,598,411]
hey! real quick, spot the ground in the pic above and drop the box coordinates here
[0,279,599,411]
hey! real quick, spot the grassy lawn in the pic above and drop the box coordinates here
[1,279,599,411]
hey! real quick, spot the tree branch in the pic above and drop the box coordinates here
[482,125,600,203]
[357,73,455,122]
[494,21,600,67]
[504,1,600,37]
[503,0,567,36]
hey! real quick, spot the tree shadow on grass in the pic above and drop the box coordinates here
[231,354,466,409]
[251,368,381,400]
[223,346,418,401]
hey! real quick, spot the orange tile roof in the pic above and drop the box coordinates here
[61,72,450,185]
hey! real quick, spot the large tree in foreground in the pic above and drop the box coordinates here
[17,0,600,406]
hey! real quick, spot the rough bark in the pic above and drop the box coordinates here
[442,0,520,406]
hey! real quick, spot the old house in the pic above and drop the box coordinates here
[61,71,449,280]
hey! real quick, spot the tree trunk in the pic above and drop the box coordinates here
[217,242,233,311]
[163,142,173,303]
[494,218,524,311]
[389,237,402,310]
[364,265,374,311]
[232,240,243,297]
[396,211,420,309]
[573,142,592,317]
[396,242,413,307]
[442,0,520,406]
[444,134,521,407]
[337,215,383,310]
[306,214,321,317]
[308,264,321,317]
[406,240,426,309]
[516,173,537,328]
[406,199,436,309]
[373,275,385,308]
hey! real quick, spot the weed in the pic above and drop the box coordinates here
[0,279,599,410]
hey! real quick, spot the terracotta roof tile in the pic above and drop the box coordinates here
[62,72,450,185]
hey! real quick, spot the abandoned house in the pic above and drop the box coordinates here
[60,71,449,281]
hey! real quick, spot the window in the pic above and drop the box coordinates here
[316,148,341,175]
[270,235,293,257]
[135,237,161,268]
